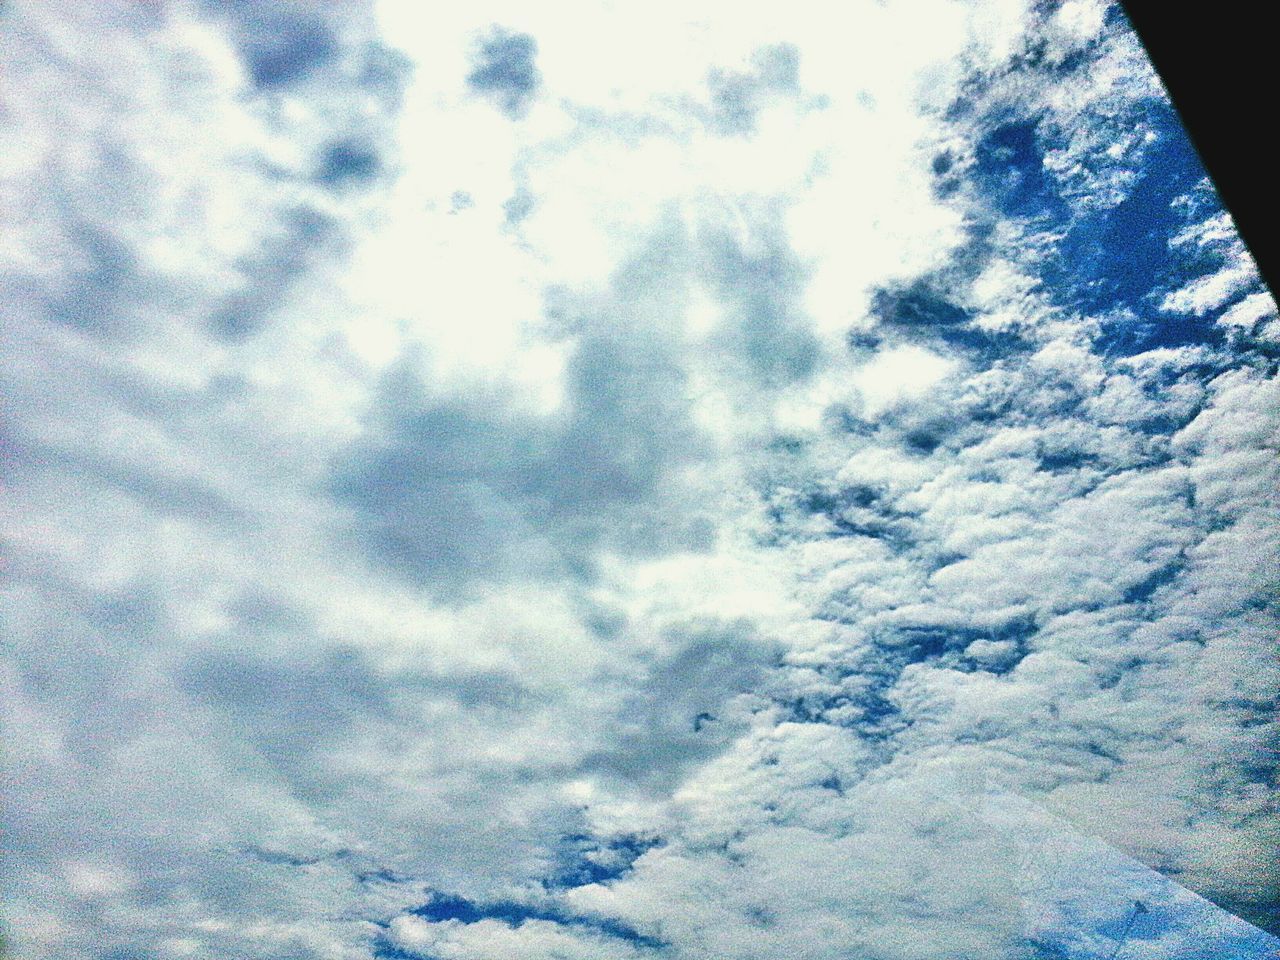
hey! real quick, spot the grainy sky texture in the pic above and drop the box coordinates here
[2,2,1278,959]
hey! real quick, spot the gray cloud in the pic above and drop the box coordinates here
[467,27,541,118]
[198,1,341,90]
[317,139,383,189]
[700,218,822,388]
[209,205,341,341]
[705,44,801,136]
[580,619,780,793]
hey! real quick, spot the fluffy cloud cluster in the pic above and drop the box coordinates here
[2,1,1276,959]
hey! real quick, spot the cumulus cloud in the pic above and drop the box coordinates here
[3,0,1278,958]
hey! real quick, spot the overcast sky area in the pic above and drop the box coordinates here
[2,1,1278,958]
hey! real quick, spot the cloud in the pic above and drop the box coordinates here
[318,139,384,188]
[4,1,1279,958]
[467,27,541,118]
[699,217,823,388]
[329,244,717,595]
[853,345,958,418]
[238,11,339,89]
[704,44,802,136]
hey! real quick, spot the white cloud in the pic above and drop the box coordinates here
[853,346,959,418]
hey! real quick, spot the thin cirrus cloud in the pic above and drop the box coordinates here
[1,1,1277,959]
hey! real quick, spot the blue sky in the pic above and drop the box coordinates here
[2,2,1278,958]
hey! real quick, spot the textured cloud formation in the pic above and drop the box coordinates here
[2,1,1278,959]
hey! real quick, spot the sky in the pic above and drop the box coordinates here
[1,1,1278,959]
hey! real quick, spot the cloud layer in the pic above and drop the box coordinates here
[3,1,1277,958]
